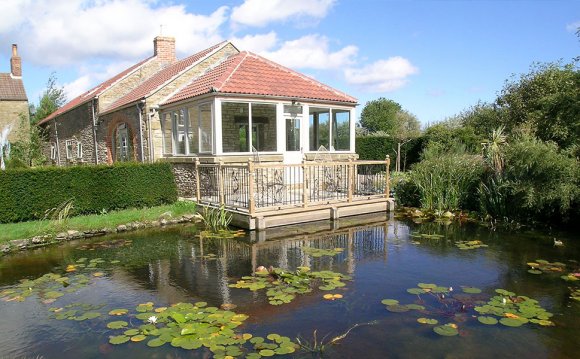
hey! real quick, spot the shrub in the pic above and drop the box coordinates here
[0,162,178,223]
[502,136,579,223]
[392,172,420,207]
[409,145,485,212]
[356,135,422,170]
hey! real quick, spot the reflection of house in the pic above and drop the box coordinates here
[0,44,29,142]
[39,36,357,170]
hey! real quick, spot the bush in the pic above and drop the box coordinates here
[502,136,579,223]
[392,172,420,207]
[0,162,178,223]
[408,145,485,212]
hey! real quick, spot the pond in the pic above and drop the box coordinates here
[0,214,578,358]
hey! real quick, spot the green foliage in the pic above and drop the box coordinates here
[198,205,232,232]
[360,98,402,133]
[409,145,484,212]
[356,135,422,169]
[0,162,177,223]
[421,121,483,155]
[392,171,421,207]
[31,73,66,125]
[502,136,579,223]
[497,61,580,150]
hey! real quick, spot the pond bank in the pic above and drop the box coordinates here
[0,213,200,256]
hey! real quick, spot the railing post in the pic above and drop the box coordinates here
[219,159,225,206]
[248,159,255,215]
[385,155,391,198]
[194,158,201,201]
[347,158,353,202]
[302,160,308,208]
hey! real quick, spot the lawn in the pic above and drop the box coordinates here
[0,201,197,244]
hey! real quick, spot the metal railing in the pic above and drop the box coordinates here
[195,157,390,215]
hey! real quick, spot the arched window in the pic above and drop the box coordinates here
[112,122,132,162]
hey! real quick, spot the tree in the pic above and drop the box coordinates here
[360,98,402,133]
[31,73,66,125]
[393,110,421,171]
[496,61,580,151]
[9,73,66,167]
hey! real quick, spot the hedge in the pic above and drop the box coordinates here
[0,162,178,223]
[356,136,422,169]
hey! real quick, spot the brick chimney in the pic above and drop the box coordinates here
[10,44,22,77]
[153,36,176,64]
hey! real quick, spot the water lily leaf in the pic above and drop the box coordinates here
[462,287,482,294]
[417,318,438,325]
[109,308,128,316]
[84,311,101,319]
[147,338,166,347]
[109,335,130,345]
[418,283,437,289]
[44,291,64,299]
[495,289,515,297]
[107,321,128,329]
[478,316,498,325]
[433,324,459,336]
[124,329,140,336]
[406,304,425,310]
[386,304,410,313]
[259,349,275,357]
[131,334,147,342]
[528,269,543,275]
[381,299,399,306]
[499,318,525,327]
[407,288,425,295]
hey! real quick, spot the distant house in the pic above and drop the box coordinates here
[0,44,29,143]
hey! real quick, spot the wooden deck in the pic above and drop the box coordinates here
[194,157,394,230]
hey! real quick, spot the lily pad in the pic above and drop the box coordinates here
[147,338,166,347]
[407,288,425,295]
[259,349,276,357]
[381,299,399,306]
[433,324,459,336]
[499,318,526,327]
[107,321,129,329]
[131,335,147,342]
[528,269,543,274]
[477,316,498,325]
[386,304,410,313]
[462,286,482,294]
[109,335,130,345]
[109,308,128,316]
[417,318,438,325]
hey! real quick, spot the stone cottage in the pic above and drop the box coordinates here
[0,44,29,143]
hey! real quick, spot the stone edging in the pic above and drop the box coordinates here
[0,213,200,256]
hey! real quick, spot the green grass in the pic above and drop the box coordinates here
[0,201,197,244]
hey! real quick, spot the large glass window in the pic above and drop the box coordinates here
[161,113,172,154]
[221,102,277,153]
[199,103,212,153]
[112,122,132,162]
[187,106,198,154]
[332,109,350,151]
[173,109,187,155]
[286,118,300,151]
[309,108,330,151]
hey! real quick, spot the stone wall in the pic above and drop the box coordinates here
[171,162,197,198]
[44,101,94,166]
[0,100,29,143]
[97,106,141,164]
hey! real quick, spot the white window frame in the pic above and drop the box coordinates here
[76,141,83,159]
[308,106,353,153]
[50,143,57,160]
[65,140,74,159]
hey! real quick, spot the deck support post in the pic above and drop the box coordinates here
[385,155,391,198]
[347,158,354,202]
[219,160,225,206]
[302,160,308,208]
[194,158,201,201]
[248,159,256,215]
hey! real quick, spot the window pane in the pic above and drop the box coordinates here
[332,109,350,151]
[309,108,330,151]
[174,110,186,155]
[286,118,300,151]
[199,104,212,153]
[252,103,277,151]
[161,113,172,154]
[222,102,249,153]
[187,106,199,154]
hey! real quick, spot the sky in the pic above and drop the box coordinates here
[0,0,578,126]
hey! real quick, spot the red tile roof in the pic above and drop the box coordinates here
[163,51,357,106]
[102,41,228,114]
[38,56,155,125]
[0,73,27,101]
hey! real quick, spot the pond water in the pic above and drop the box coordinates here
[0,214,578,358]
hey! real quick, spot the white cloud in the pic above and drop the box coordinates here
[260,34,358,70]
[231,0,335,27]
[566,20,580,32]
[344,57,418,92]
[231,32,279,53]
[0,0,228,66]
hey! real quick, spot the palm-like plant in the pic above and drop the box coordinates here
[482,126,508,174]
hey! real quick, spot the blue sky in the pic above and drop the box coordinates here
[0,0,578,125]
